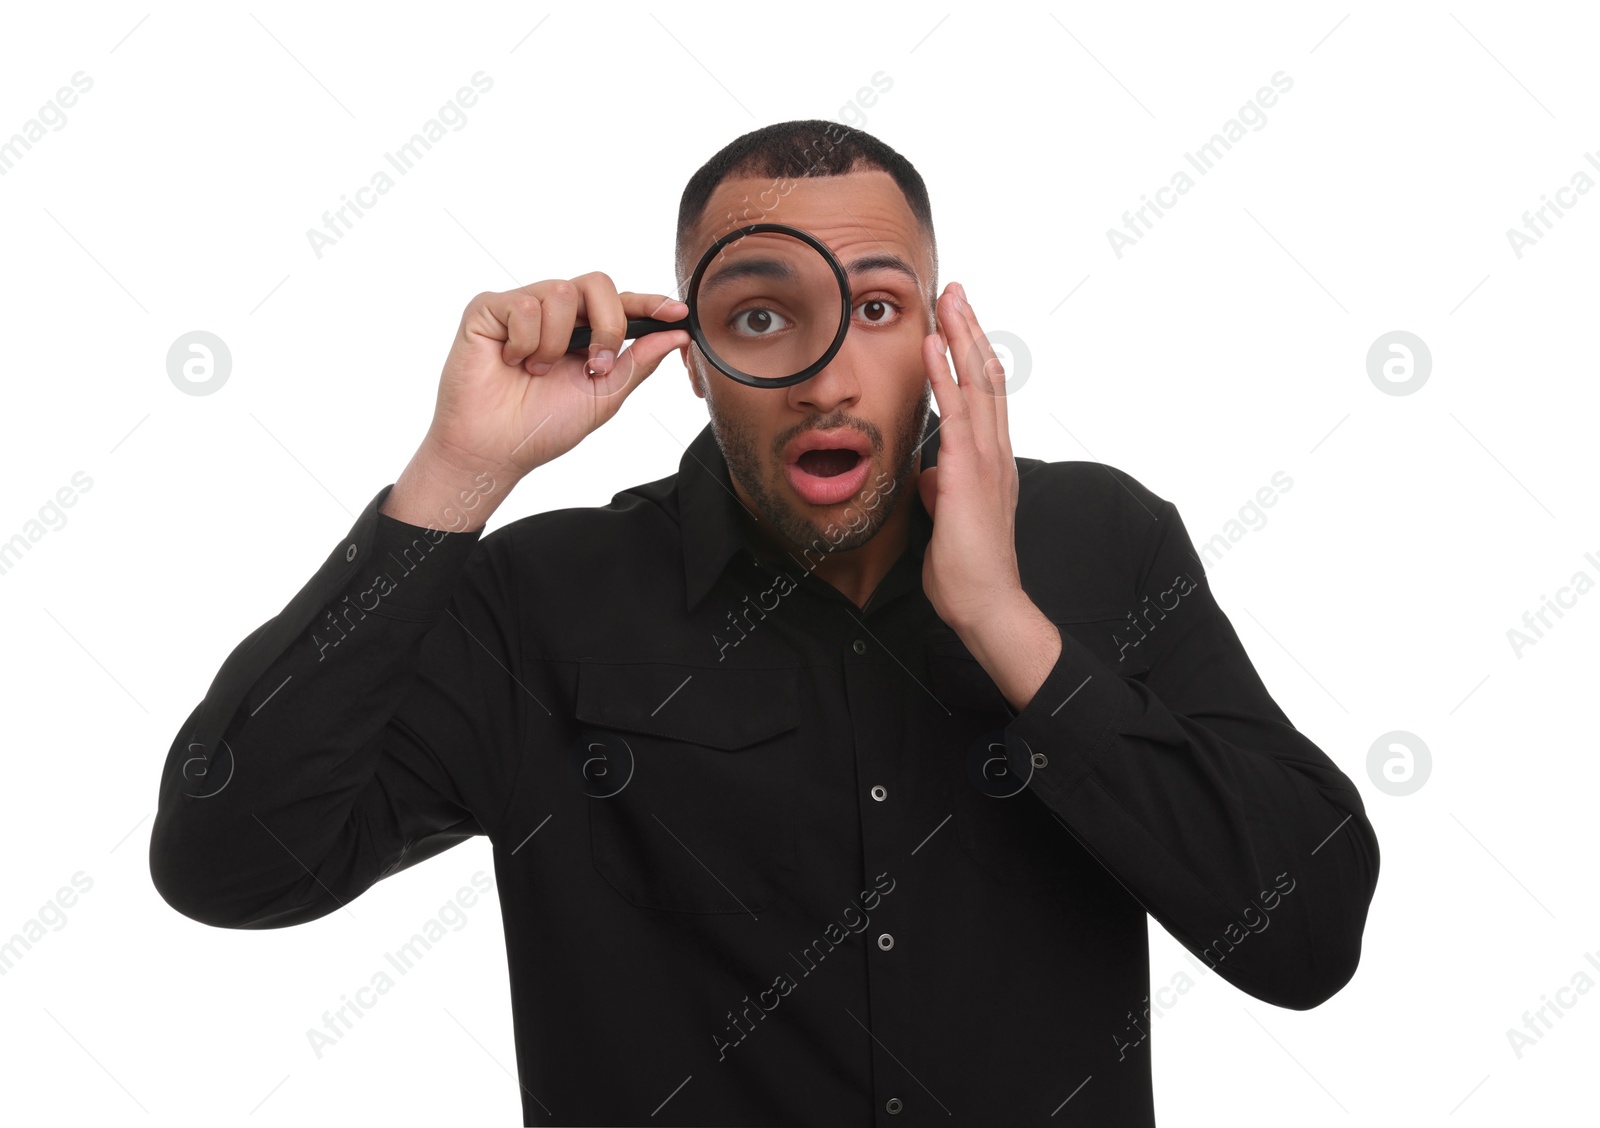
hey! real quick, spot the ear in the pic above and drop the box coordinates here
[680,344,705,399]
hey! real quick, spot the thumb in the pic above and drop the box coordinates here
[918,464,938,518]
[609,329,691,394]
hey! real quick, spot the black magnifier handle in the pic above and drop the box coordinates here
[566,317,687,352]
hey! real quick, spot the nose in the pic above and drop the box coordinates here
[788,330,863,416]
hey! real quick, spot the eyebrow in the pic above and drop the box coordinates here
[697,257,797,299]
[844,253,924,291]
[698,251,924,300]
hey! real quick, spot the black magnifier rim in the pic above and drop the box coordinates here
[685,222,852,390]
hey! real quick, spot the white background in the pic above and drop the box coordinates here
[0,1,1595,1124]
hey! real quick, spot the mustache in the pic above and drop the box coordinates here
[774,420,881,458]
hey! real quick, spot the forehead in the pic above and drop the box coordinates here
[690,169,929,284]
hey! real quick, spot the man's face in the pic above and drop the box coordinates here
[679,169,936,560]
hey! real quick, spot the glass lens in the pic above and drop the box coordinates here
[694,230,844,383]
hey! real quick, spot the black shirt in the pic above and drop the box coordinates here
[149,410,1379,1126]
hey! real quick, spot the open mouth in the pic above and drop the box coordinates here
[785,445,872,506]
[794,448,863,478]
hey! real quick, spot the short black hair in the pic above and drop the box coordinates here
[674,119,937,301]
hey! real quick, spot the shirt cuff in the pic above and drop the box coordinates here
[1001,622,1133,799]
[358,487,487,620]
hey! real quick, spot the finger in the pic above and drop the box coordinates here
[526,278,581,369]
[935,286,993,457]
[525,289,688,379]
[496,291,542,369]
[566,271,627,377]
[590,328,691,409]
[943,283,998,455]
[622,327,691,383]
[923,323,971,459]
[619,291,690,325]
[954,282,1011,465]
[917,463,938,518]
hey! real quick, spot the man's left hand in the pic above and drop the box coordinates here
[918,281,1026,634]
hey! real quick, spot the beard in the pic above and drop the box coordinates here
[706,377,932,562]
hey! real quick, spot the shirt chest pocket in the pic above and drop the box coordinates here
[573,661,803,914]
[928,616,1149,895]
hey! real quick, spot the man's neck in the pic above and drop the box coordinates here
[738,468,920,611]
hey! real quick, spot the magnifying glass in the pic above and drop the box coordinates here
[565,222,851,389]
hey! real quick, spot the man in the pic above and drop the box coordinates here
[150,120,1379,1126]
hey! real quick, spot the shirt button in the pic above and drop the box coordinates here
[870,785,887,802]
[852,639,867,654]
[345,543,358,562]
[886,1097,904,1114]
[877,932,894,951]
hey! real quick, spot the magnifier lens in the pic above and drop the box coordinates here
[695,230,845,385]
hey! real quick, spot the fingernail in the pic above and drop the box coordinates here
[586,348,614,377]
[955,281,969,309]
[530,361,553,376]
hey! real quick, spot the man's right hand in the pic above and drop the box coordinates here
[382,275,689,530]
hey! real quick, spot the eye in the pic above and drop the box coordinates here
[853,297,903,326]
[728,307,793,336]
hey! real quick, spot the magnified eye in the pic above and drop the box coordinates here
[729,307,793,336]
[854,298,903,325]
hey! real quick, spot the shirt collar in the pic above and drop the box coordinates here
[679,410,941,613]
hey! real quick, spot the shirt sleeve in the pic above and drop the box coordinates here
[1002,479,1380,1011]
[148,483,528,929]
